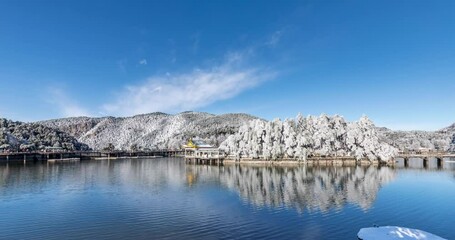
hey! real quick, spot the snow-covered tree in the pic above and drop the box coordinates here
[219,114,398,162]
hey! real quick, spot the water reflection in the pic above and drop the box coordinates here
[0,158,454,239]
[0,159,397,213]
[0,159,188,198]
[186,164,396,212]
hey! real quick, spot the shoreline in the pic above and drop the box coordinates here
[222,159,382,166]
[93,156,161,160]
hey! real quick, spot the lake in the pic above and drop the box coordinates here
[0,158,454,239]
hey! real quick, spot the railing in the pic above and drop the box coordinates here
[0,149,186,162]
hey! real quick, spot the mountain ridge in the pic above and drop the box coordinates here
[36,112,455,152]
[2,112,454,154]
[38,111,260,150]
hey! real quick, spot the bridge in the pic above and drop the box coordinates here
[0,149,185,163]
[395,152,455,168]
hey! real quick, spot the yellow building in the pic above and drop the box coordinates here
[183,139,223,162]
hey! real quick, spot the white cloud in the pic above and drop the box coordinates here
[139,59,147,65]
[102,53,273,116]
[266,30,283,47]
[47,87,90,118]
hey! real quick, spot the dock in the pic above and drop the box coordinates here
[395,152,455,168]
[0,149,184,163]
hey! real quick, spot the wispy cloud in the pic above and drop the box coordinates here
[102,51,273,116]
[139,59,147,65]
[117,59,128,73]
[265,30,283,47]
[47,87,90,118]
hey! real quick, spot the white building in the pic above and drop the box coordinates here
[183,139,223,161]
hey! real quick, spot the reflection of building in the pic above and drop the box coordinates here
[186,171,197,187]
[183,139,223,162]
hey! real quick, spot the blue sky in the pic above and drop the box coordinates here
[0,0,454,130]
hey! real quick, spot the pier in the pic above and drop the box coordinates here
[0,149,184,163]
[2,148,454,168]
[395,152,455,168]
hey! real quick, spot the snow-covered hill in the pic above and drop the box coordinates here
[11,111,455,157]
[378,126,455,152]
[39,112,259,150]
[0,118,89,151]
[38,117,105,139]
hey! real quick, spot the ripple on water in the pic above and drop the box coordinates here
[0,158,454,239]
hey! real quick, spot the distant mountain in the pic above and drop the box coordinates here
[38,116,105,139]
[378,125,455,152]
[441,123,455,133]
[441,124,455,152]
[0,118,89,151]
[3,111,454,155]
[38,112,260,150]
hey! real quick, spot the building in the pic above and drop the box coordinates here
[183,138,223,162]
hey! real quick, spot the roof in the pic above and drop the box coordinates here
[184,139,214,148]
[193,140,213,148]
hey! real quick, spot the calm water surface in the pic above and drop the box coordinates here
[0,158,454,239]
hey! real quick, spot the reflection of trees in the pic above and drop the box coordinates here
[224,165,395,211]
[1,159,396,213]
[221,165,395,211]
[187,164,396,212]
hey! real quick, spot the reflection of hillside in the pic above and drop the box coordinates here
[186,164,396,212]
[0,158,188,197]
